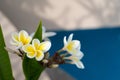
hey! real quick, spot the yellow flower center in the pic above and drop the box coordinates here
[66,42,74,51]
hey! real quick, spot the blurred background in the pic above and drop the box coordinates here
[0,0,120,80]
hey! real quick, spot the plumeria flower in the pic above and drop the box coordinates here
[22,39,51,61]
[42,26,56,40]
[64,54,84,69]
[63,33,83,57]
[11,30,32,49]
[31,26,56,40]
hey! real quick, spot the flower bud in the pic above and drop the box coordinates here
[42,59,48,63]
[50,64,59,68]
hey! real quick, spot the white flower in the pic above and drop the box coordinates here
[42,26,56,40]
[11,30,32,49]
[64,54,84,69]
[63,33,83,57]
[30,26,56,40]
[22,39,51,61]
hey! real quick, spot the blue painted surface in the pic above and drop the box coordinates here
[49,28,120,80]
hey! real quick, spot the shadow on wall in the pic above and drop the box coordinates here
[0,0,120,32]
[0,0,61,33]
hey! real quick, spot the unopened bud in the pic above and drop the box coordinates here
[42,59,48,63]
[50,64,59,68]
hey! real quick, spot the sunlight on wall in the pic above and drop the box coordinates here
[20,0,120,30]
[1,0,120,31]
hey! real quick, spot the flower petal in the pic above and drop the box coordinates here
[72,40,81,50]
[25,36,32,44]
[32,39,40,49]
[42,26,46,33]
[10,40,23,49]
[19,30,29,44]
[76,51,84,59]
[35,51,44,61]
[66,40,80,50]
[65,40,81,56]
[11,32,19,42]
[63,36,67,46]
[43,32,56,39]
[10,40,18,46]
[38,41,51,52]
[68,33,73,42]
[70,50,84,58]
[27,52,37,58]
[66,41,77,53]
[74,61,84,69]
[68,56,84,69]
[22,44,35,53]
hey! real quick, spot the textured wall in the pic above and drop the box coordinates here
[1,0,120,32]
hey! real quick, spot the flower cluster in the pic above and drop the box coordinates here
[62,34,84,69]
[9,26,84,69]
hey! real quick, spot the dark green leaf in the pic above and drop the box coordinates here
[23,21,45,80]
[23,57,44,80]
[0,26,14,80]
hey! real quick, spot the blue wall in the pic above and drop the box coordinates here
[50,28,120,80]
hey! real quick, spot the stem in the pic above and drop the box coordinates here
[18,49,24,55]
[51,52,65,64]
[60,53,68,57]
[65,61,73,64]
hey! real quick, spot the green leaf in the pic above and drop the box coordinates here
[33,21,42,42]
[23,57,45,80]
[0,26,14,80]
[23,21,45,80]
